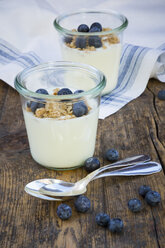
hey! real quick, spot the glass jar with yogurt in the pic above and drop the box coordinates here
[54,10,128,95]
[14,62,106,170]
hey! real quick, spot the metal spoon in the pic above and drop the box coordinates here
[25,155,152,200]
[25,161,161,201]
[39,161,161,197]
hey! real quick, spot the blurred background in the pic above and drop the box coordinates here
[0,0,164,61]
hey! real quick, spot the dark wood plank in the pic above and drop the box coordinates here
[0,79,164,248]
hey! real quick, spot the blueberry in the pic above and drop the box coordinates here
[145,190,161,206]
[35,88,49,95]
[105,149,119,162]
[84,157,100,172]
[90,22,102,32]
[74,90,84,94]
[64,36,73,44]
[108,218,124,233]
[29,88,48,113]
[30,101,39,113]
[75,37,87,49]
[89,26,101,32]
[73,101,88,117]
[128,198,142,213]
[57,203,72,220]
[88,36,102,48]
[57,88,73,95]
[78,24,89,32]
[138,185,151,197]
[74,195,91,213]
[95,213,110,227]
[158,90,165,100]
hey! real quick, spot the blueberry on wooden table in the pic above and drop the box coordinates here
[95,213,110,227]
[108,218,124,233]
[57,203,72,220]
[105,148,119,162]
[74,195,91,213]
[84,157,100,172]
[145,190,161,206]
[138,185,151,197]
[78,24,89,32]
[128,198,142,213]
[158,90,165,100]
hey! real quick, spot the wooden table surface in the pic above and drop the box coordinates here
[0,78,164,248]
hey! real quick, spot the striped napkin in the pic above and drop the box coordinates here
[0,38,165,119]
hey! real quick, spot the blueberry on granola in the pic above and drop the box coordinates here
[89,26,101,32]
[75,37,87,49]
[36,88,49,95]
[30,101,39,113]
[74,90,84,94]
[158,90,165,100]
[88,36,102,48]
[108,218,124,233]
[138,185,151,197]
[64,36,73,44]
[95,213,110,227]
[145,190,161,206]
[73,101,88,117]
[74,195,91,213]
[57,203,72,220]
[57,88,73,95]
[84,157,100,172]
[128,198,142,213]
[78,24,89,32]
[105,149,119,162]
[90,22,102,32]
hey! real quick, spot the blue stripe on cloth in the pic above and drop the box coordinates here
[0,39,41,67]
[101,44,151,106]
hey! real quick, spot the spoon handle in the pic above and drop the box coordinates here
[76,154,150,187]
[91,162,162,180]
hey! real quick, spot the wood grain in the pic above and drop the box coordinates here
[0,79,164,248]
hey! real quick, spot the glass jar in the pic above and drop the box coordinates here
[54,10,128,95]
[15,61,106,170]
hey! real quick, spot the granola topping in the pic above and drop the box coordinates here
[27,88,91,120]
[64,28,119,51]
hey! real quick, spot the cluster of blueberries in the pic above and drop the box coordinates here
[28,87,88,118]
[64,22,103,49]
[57,185,161,234]
[57,149,161,234]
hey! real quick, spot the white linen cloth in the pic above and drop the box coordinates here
[0,0,165,119]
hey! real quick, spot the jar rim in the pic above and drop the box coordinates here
[54,9,128,36]
[14,61,106,100]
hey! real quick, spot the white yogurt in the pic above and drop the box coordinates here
[23,106,99,169]
[62,43,121,95]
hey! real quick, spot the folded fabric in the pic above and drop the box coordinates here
[99,43,165,119]
[0,39,165,119]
